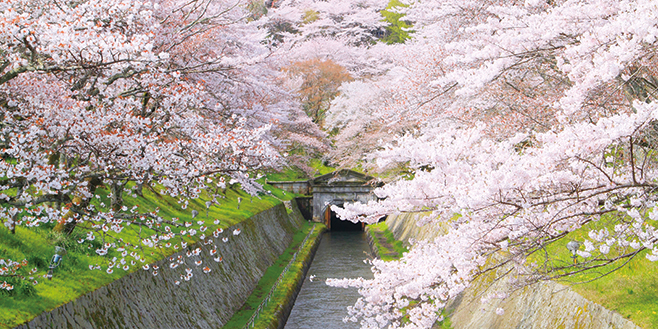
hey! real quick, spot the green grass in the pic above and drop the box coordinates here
[366,222,408,261]
[570,256,658,328]
[252,223,324,328]
[264,166,309,182]
[0,181,301,329]
[222,222,325,329]
[309,159,335,176]
[368,217,658,328]
[263,159,336,182]
[434,313,453,329]
[528,217,658,329]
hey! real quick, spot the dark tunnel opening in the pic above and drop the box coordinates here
[325,206,363,231]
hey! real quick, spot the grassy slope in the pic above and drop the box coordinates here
[0,178,299,329]
[366,222,407,261]
[309,159,336,176]
[366,220,658,328]
[533,218,658,328]
[571,256,658,328]
[264,166,309,182]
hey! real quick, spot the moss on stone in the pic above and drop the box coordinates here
[246,223,325,329]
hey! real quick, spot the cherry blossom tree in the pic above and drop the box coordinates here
[284,58,353,127]
[249,0,398,170]
[324,52,426,168]
[263,0,396,77]
[266,0,387,47]
[0,0,322,288]
[327,0,658,327]
[157,0,329,173]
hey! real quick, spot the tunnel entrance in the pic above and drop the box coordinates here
[268,169,383,229]
[324,206,363,231]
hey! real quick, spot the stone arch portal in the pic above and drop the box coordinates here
[267,169,382,231]
[311,170,381,231]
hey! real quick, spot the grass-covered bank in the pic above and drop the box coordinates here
[0,181,299,329]
[569,258,658,328]
[372,214,653,328]
[534,219,658,329]
[365,222,407,261]
[222,222,325,329]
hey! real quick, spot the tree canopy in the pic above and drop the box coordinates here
[3,0,658,328]
[323,0,658,327]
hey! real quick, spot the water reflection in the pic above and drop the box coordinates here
[284,231,373,329]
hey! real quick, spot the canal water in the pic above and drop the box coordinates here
[284,231,373,328]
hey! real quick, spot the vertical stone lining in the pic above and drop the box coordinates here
[16,203,304,329]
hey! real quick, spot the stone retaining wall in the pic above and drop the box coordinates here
[16,203,304,329]
[384,213,640,329]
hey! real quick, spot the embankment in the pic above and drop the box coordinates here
[16,203,304,329]
[383,213,640,329]
[253,223,325,329]
[221,198,325,329]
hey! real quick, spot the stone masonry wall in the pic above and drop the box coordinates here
[16,203,305,329]
[385,213,640,329]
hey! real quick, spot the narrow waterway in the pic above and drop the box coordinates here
[284,231,373,328]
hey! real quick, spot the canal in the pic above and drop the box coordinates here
[284,230,373,328]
